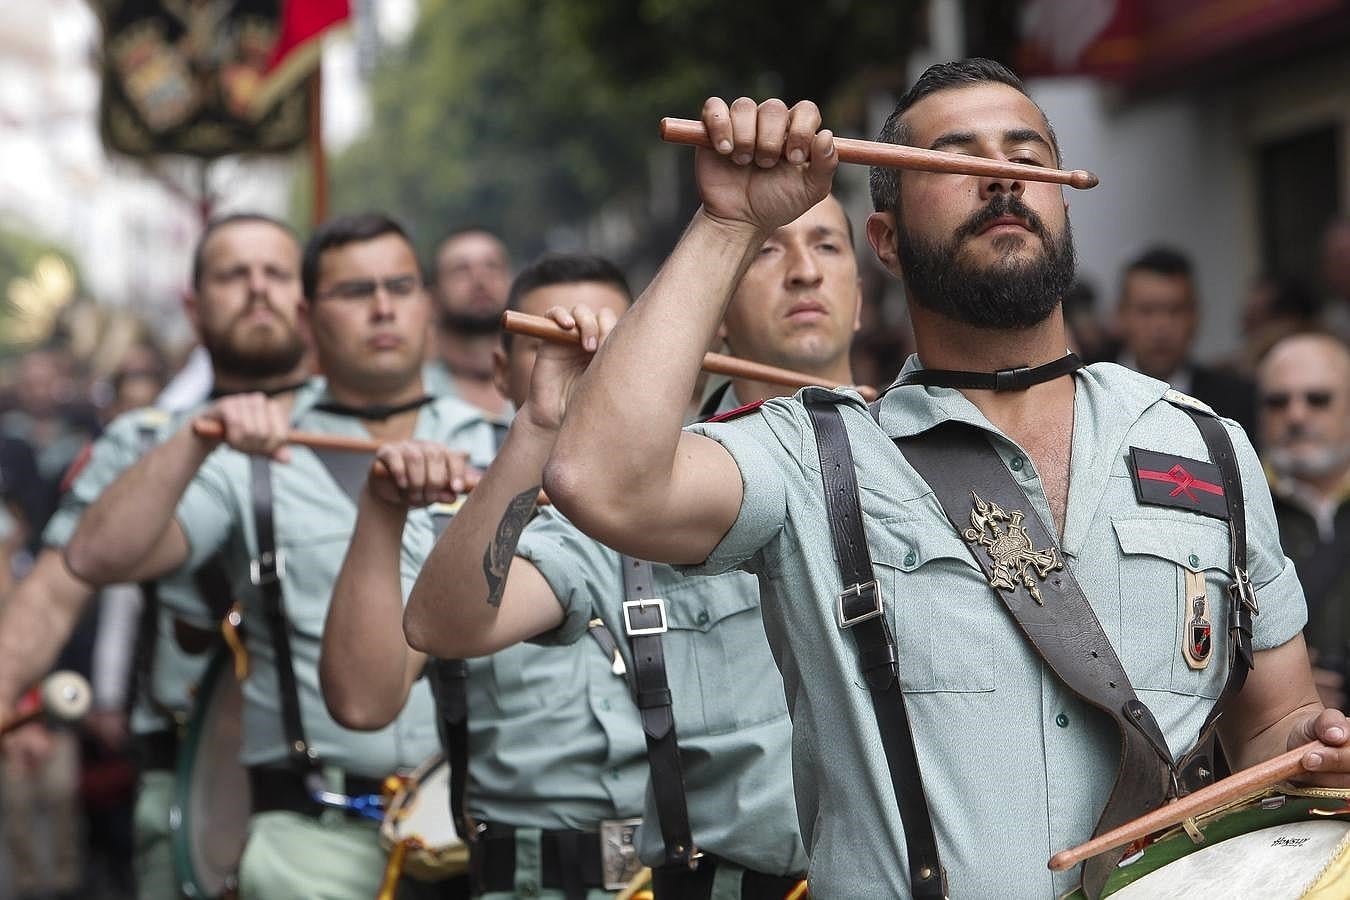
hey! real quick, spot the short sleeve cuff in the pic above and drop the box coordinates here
[1251,556,1308,652]
[676,420,786,577]
[515,531,594,648]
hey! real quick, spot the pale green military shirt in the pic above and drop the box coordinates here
[516,503,808,876]
[43,406,216,737]
[683,360,1306,899]
[401,511,647,832]
[174,380,495,777]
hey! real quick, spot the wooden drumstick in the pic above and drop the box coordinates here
[190,419,550,504]
[503,310,879,401]
[1,671,92,736]
[1048,740,1329,871]
[659,117,1100,190]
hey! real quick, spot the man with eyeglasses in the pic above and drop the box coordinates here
[66,213,492,900]
[1259,333,1350,710]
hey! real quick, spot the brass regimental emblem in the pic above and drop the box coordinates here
[962,491,1063,604]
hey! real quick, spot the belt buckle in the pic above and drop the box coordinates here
[600,817,644,890]
[836,580,882,628]
[1230,566,1259,616]
[622,598,668,636]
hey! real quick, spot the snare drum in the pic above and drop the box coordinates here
[379,753,469,881]
[171,649,251,899]
[1062,783,1350,899]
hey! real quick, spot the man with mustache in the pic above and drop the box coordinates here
[66,213,492,900]
[542,58,1350,898]
[1258,333,1350,710]
[425,228,514,419]
[0,213,311,899]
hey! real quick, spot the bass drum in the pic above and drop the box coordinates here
[1062,784,1350,899]
[380,753,469,881]
[170,649,251,899]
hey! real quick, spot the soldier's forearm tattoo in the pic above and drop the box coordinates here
[482,486,539,608]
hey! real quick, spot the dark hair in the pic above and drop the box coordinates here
[869,58,1057,213]
[1258,273,1321,320]
[1118,245,1194,307]
[432,226,508,279]
[301,212,416,299]
[500,253,632,350]
[192,213,298,291]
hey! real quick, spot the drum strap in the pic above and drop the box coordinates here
[619,555,699,869]
[805,400,948,900]
[250,456,315,773]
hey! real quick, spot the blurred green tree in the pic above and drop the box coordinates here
[328,0,918,263]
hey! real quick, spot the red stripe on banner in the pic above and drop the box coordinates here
[1137,465,1224,502]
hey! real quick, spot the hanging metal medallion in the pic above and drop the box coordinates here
[962,491,1063,604]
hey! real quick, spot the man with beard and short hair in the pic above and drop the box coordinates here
[0,212,311,899]
[66,212,494,900]
[1258,333,1350,709]
[541,59,1348,898]
[425,228,514,419]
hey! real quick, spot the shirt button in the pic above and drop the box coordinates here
[696,610,709,625]
[598,699,611,711]
[1188,553,1200,568]
[1010,455,1025,472]
[903,551,917,567]
[1056,713,1070,728]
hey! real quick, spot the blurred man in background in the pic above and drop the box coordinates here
[1115,245,1259,439]
[1259,332,1350,709]
[426,228,513,420]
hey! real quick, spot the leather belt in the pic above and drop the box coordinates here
[650,857,805,900]
[473,823,629,897]
[248,766,385,818]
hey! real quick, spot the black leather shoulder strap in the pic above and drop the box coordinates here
[619,554,698,868]
[1169,405,1256,789]
[428,510,472,838]
[131,423,166,718]
[249,456,314,773]
[805,399,948,899]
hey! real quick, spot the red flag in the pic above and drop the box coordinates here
[248,0,352,117]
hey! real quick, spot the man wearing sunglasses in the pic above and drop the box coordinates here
[1259,333,1350,710]
[66,213,492,900]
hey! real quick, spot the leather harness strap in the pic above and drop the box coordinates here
[894,423,1175,899]
[805,399,948,900]
[620,555,699,868]
[249,456,315,774]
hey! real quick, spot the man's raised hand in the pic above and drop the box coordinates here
[197,393,292,462]
[369,442,472,509]
[696,97,838,235]
[521,303,621,434]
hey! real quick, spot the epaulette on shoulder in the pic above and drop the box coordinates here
[704,400,765,424]
[1162,389,1218,417]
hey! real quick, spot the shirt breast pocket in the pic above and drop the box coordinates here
[872,521,998,694]
[660,578,783,736]
[1112,516,1233,699]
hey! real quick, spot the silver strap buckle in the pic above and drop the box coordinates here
[599,817,644,890]
[1230,566,1259,616]
[837,580,883,628]
[249,549,286,586]
[622,598,668,636]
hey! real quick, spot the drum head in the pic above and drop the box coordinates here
[382,756,468,881]
[171,651,251,899]
[1109,819,1350,899]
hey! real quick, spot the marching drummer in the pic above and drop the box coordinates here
[65,213,490,900]
[402,197,860,898]
[540,58,1350,899]
[319,254,650,900]
[0,213,312,900]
